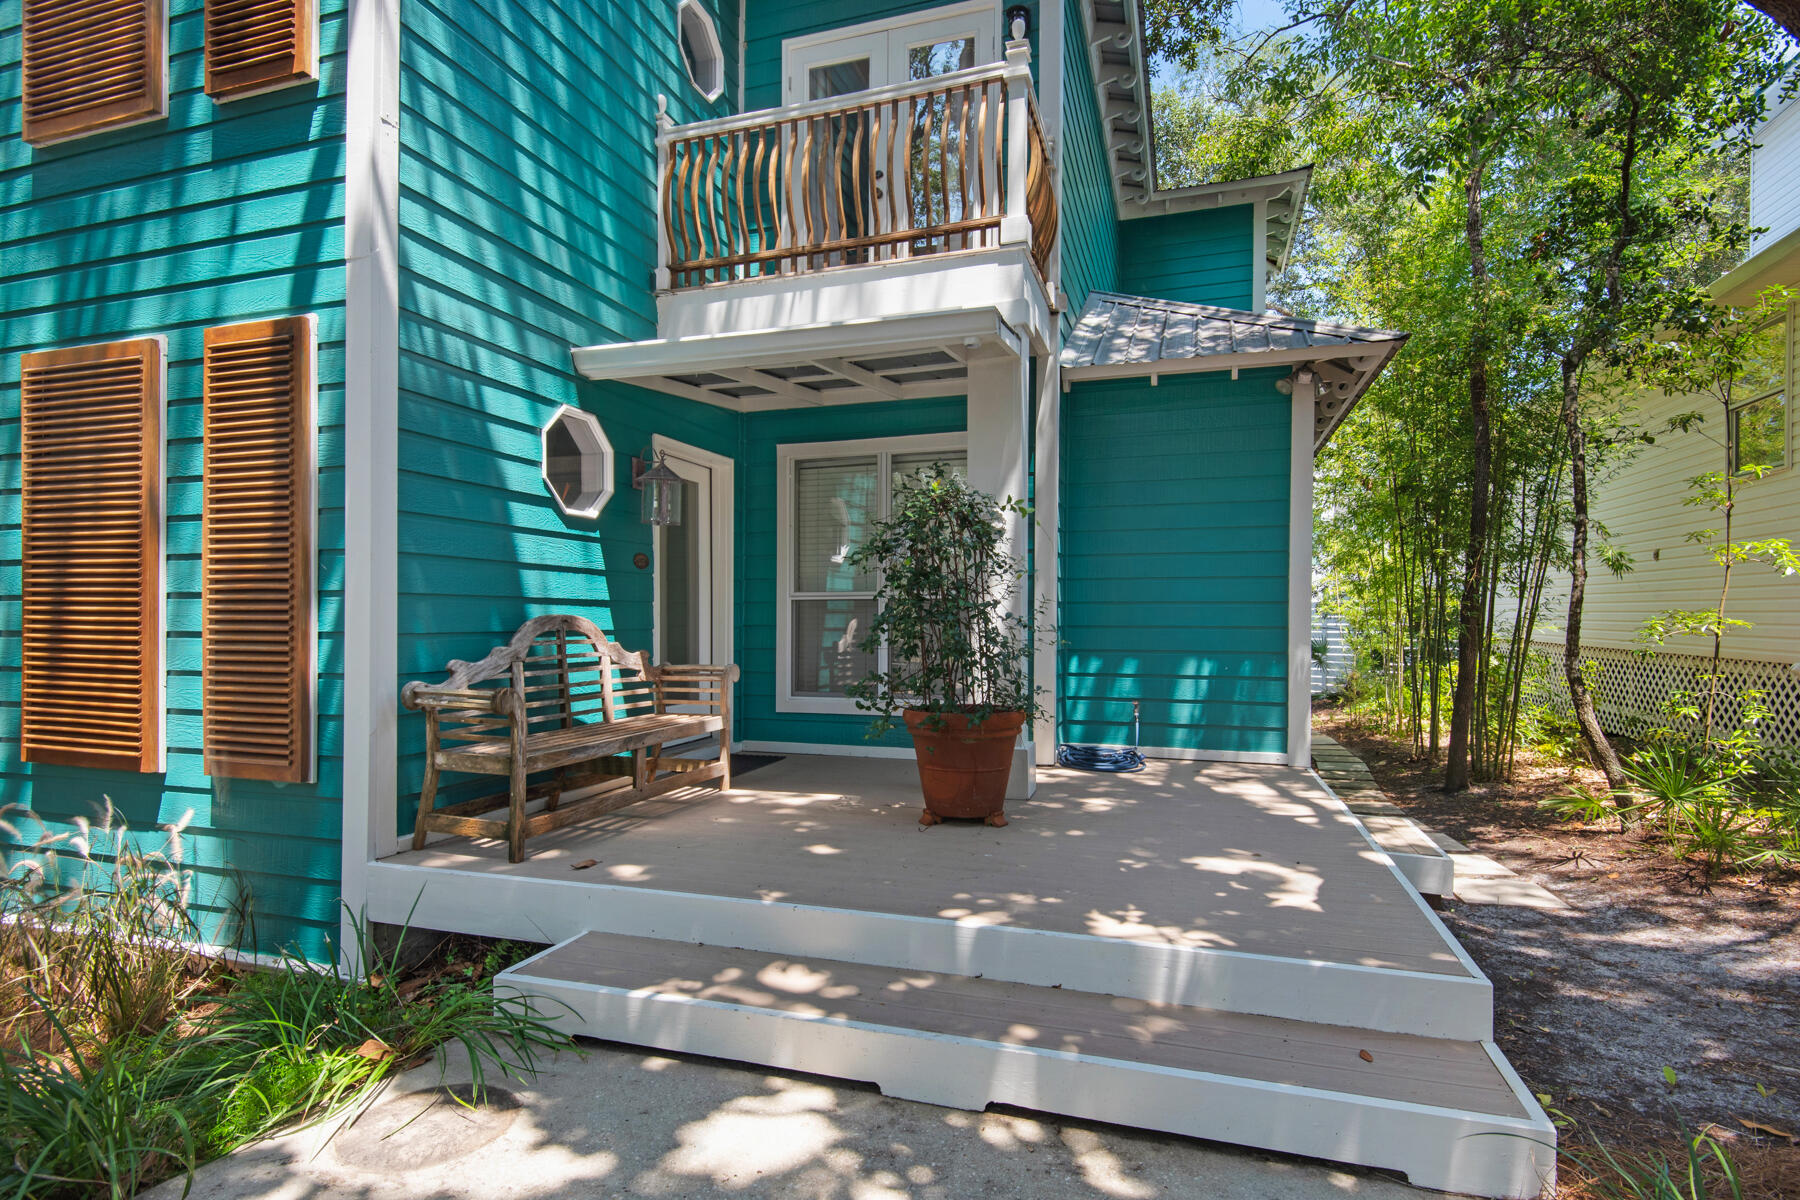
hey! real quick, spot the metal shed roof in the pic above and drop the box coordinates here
[1059,291,1409,451]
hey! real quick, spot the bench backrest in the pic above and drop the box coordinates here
[437,615,658,732]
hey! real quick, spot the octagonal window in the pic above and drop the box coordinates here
[678,0,725,103]
[541,405,614,519]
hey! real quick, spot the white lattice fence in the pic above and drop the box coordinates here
[1529,640,1800,747]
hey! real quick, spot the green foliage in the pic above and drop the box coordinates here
[1146,0,1790,785]
[1,808,205,1056]
[195,910,571,1154]
[1561,1123,1744,1200]
[2,808,574,1199]
[844,465,1045,736]
[1,1003,205,1200]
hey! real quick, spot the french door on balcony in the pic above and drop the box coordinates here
[781,2,1000,265]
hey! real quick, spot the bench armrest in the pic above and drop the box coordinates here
[400,682,508,713]
[648,663,739,713]
[648,664,741,682]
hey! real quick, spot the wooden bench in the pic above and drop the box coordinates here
[402,614,739,862]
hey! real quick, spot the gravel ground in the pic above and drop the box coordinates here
[1316,709,1800,1196]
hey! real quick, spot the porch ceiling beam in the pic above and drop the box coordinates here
[718,368,824,406]
[811,357,903,399]
[623,375,748,412]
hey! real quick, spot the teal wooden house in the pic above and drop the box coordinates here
[5,3,1561,1195]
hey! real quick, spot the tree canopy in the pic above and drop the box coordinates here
[1148,0,1792,782]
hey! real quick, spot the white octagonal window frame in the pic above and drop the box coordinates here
[677,0,726,103]
[541,404,615,519]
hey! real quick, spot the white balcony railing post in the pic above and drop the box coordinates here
[654,94,674,293]
[1000,38,1033,248]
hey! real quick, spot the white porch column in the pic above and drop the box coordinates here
[1287,371,1317,769]
[966,344,1036,798]
[1031,351,1060,766]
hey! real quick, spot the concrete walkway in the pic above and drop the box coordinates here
[1312,733,1569,913]
[153,1041,1430,1200]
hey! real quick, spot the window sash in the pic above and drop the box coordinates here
[777,434,967,713]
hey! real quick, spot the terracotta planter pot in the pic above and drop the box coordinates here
[903,708,1027,826]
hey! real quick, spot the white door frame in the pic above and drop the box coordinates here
[651,434,735,673]
[781,0,1000,103]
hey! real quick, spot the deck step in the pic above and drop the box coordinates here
[1358,813,1454,897]
[500,930,1554,1198]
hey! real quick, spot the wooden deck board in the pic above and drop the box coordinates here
[390,756,1473,979]
[518,930,1527,1119]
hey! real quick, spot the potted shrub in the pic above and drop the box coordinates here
[846,465,1045,826]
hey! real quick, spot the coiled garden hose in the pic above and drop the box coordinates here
[1056,700,1147,772]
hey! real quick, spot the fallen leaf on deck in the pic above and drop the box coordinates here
[571,859,598,870]
[1739,1118,1797,1142]
[1359,1049,1374,1063]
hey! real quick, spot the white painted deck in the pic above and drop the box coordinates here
[368,755,1554,1197]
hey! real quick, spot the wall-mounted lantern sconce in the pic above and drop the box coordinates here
[1005,4,1031,40]
[632,448,685,527]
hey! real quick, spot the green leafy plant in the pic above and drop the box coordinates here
[197,909,572,1152]
[1,998,209,1200]
[1560,1123,1743,1200]
[844,465,1046,736]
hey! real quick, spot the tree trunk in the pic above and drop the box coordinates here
[1445,157,1494,793]
[1748,0,1800,41]
[1558,357,1628,787]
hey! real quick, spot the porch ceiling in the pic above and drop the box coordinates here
[570,309,1023,412]
[1059,291,1410,452]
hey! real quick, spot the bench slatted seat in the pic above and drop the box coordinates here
[402,614,739,862]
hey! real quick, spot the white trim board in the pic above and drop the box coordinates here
[651,435,735,675]
[365,859,1493,1039]
[1286,374,1315,767]
[499,944,1553,1198]
[342,0,403,961]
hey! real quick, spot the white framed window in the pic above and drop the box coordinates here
[776,432,968,714]
[1730,311,1790,475]
[677,0,725,103]
[541,405,615,519]
[780,0,998,105]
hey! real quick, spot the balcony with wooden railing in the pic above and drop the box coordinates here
[655,42,1057,293]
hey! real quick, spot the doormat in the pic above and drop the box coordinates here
[729,753,784,780]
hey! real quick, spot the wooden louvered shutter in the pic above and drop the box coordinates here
[19,341,163,773]
[202,318,315,783]
[21,0,165,146]
[205,0,314,99]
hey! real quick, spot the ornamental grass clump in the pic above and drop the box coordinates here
[844,464,1045,735]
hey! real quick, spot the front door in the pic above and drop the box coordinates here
[653,437,734,675]
[782,3,998,263]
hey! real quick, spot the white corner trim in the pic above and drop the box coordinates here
[1287,373,1315,768]
[342,0,402,963]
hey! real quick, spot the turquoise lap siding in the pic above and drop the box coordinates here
[1058,0,1118,333]
[0,3,348,956]
[395,0,739,832]
[737,398,965,750]
[1058,372,1290,757]
[1117,205,1256,309]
